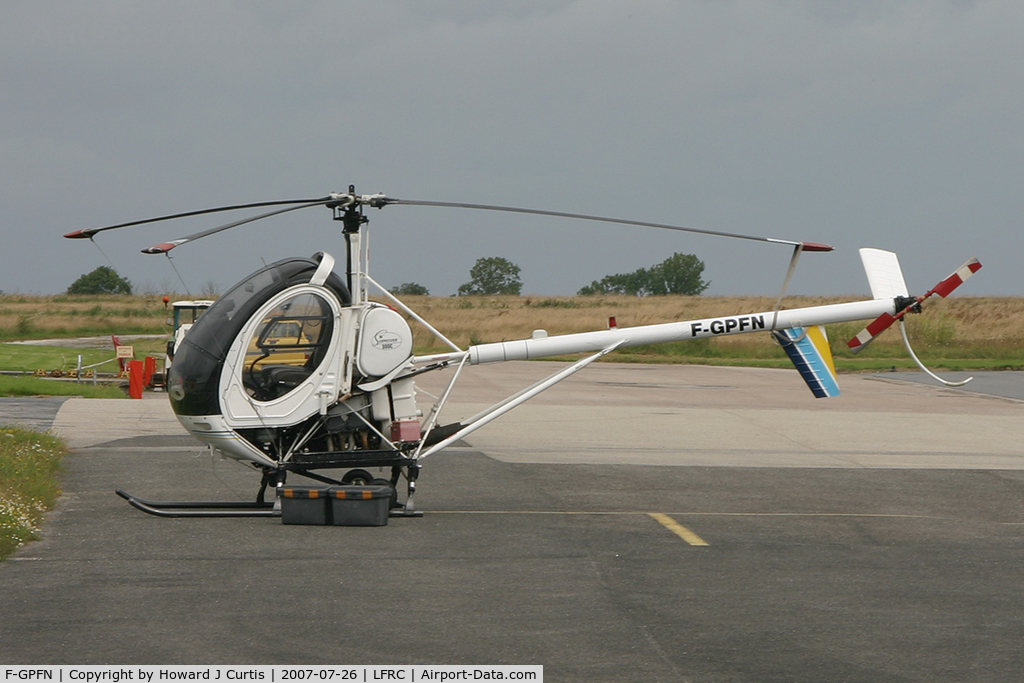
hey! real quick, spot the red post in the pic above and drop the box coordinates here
[128,360,144,399]
[143,356,156,386]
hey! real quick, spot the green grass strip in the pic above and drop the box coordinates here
[0,343,121,373]
[0,426,69,560]
[0,375,126,398]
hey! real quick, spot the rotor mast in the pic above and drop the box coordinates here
[330,185,390,306]
[332,186,368,305]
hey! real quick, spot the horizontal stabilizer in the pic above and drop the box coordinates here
[775,326,841,398]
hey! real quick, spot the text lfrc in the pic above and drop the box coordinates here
[372,673,405,681]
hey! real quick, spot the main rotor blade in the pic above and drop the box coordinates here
[141,200,335,254]
[64,197,336,240]
[385,198,833,252]
[66,189,834,256]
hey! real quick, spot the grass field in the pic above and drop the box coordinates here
[0,376,126,399]
[0,343,123,373]
[0,426,68,560]
[0,293,175,342]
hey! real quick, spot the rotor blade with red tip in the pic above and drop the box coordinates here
[140,201,330,254]
[70,191,835,256]
[847,257,982,353]
[387,198,834,251]
[63,197,336,240]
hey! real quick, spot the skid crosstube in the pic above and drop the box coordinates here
[285,449,415,470]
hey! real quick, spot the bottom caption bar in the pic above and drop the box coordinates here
[2,667,542,683]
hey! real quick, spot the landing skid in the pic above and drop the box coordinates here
[115,489,278,518]
[115,489,423,518]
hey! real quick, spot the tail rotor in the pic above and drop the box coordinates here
[847,256,981,353]
[847,255,982,387]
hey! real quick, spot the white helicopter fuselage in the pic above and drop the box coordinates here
[174,281,894,470]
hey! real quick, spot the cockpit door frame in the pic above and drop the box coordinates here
[218,284,353,428]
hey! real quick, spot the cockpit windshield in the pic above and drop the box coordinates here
[242,292,334,401]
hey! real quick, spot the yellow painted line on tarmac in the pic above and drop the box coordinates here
[429,510,955,545]
[431,509,712,545]
[648,512,709,546]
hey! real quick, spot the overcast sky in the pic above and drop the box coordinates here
[2,1,1021,300]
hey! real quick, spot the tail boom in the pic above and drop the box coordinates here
[466,298,894,364]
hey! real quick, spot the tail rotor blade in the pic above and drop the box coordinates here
[928,257,982,298]
[847,312,900,353]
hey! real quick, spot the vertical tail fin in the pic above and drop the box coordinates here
[847,249,909,353]
[859,248,909,300]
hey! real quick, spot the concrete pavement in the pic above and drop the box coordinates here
[424,363,1024,468]
[1,364,1023,680]
[46,364,1024,466]
[51,393,182,449]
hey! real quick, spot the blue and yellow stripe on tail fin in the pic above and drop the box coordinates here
[774,325,840,398]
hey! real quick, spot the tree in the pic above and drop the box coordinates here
[644,253,710,296]
[67,266,133,295]
[577,271,648,296]
[390,282,430,296]
[578,252,709,297]
[457,257,522,296]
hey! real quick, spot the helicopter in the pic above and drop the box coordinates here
[65,186,981,518]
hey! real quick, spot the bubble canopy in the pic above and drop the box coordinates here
[167,256,351,417]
